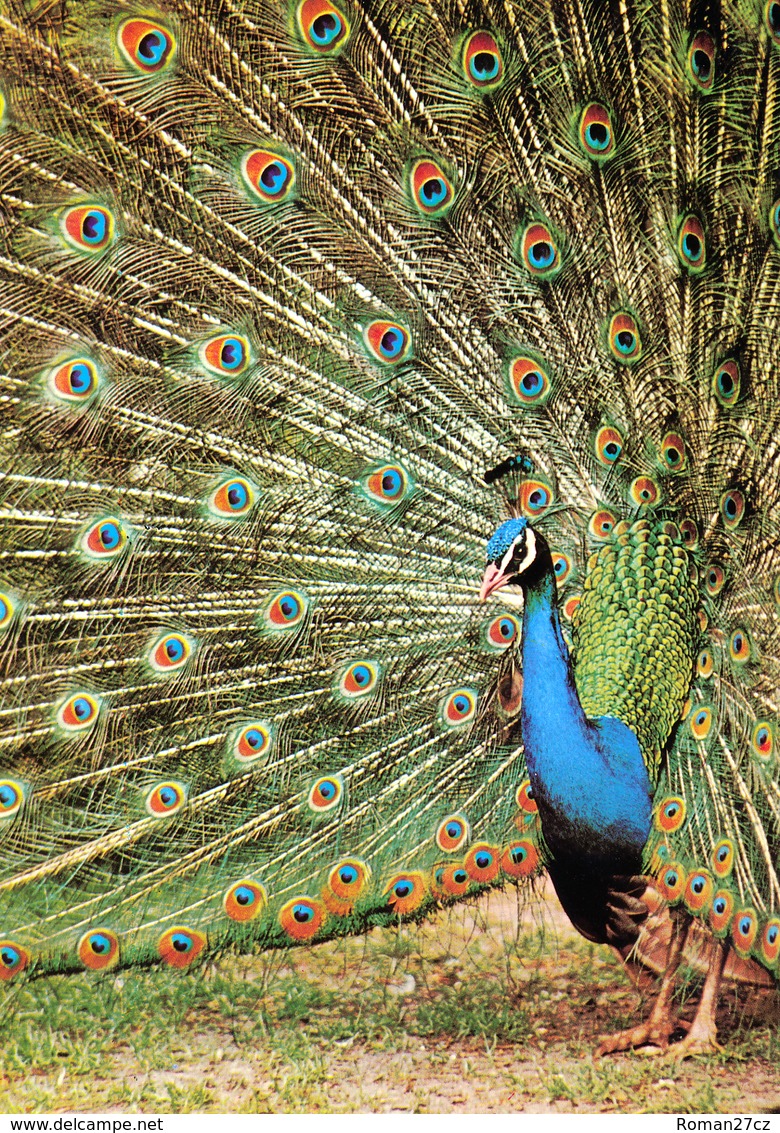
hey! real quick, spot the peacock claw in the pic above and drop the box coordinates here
[595,1020,675,1057]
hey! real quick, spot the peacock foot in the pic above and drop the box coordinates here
[595,1014,678,1057]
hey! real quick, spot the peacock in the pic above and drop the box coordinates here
[1,0,779,1060]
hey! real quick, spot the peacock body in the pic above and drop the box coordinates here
[1,0,779,1053]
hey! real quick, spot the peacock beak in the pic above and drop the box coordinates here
[479,563,508,602]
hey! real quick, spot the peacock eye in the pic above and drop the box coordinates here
[463,31,503,88]
[233,722,273,762]
[595,425,623,465]
[677,215,706,272]
[0,780,25,819]
[518,479,553,517]
[223,879,267,921]
[78,929,120,970]
[385,872,427,914]
[688,31,716,90]
[766,0,780,45]
[630,476,660,506]
[208,477,255,518]
[61,205,115,254]
[49,358,100,403]
[241,150,295,203]
[440,688,478,727]
[146,781,187,816]
[200,334,250,377]
[81,517,128,560]
[720,489,745,529]
[436,815,470,852]
[361,462,413,507]
[308,775,344,812]
[364,321,411,364]
[608,311,642,363]
[261,589,309,631]
[410,159,454,216]
[520,222,561,278]
[118,18,176,73]
[0,941,29,980]
[158,927,206,967]
[337,659,381,699]
[508,356,552,405]
[297,0,350,50]
[149,632,194,673]
[712,360,740,406]
[578,103,614,159]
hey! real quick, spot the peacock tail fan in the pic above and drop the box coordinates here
[0,0,777,1001]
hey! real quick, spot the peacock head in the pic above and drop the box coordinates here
[479,517,543,603]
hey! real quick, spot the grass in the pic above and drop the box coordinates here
[0,889,778,1113]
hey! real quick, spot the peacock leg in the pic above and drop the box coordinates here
[595,910,689,1056]
[662,938,726,1058]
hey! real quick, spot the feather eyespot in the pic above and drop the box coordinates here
[709,891,734,934]
[118,18,175,73]
[410,159,454,216]
[440,688,478,727]
[61,205,114,254]
[145,781,187,817]
[712,360,740,406]
[361,463,413,507]
[562,594,581,620]
[0,592,15,630]
[588,509,618,540]
[208,477,255,519]
[297,0,349,52]
[684,871,713,914]
[705,565,725,596]
[720,489,745,529]
[463,31,503,88]
[48,358,100,403]
[464,843,501,883]
[595,425,623,465]
[307,774,343,812]
[279,897,327,940]
[732,909,759,956]
[516,780,538,814]
[766,0,780,45]
[658,863,686,902]
[518,479,553,517]
[679,519,698,547]
[520,222,560,278]
[501,839,540,878]
[385,872,427,914]
[337,660,381,699]
[660,433,686,472]
[80,517,128,560]
[435,815,470,853]
[436,864,471,896]
[689,704,713,739]
[630,477,660,507]
[232,722,273,762]
[77,929,119,970]
[751,721,774,763]
[199,334,250,377]
[711,837,734,878]
[608,311,642,363]
[223,880,267,922]
[507,355,551,405]
[482,613,519,651]
[0,942,29,980]
[655,796,686,833]
[760,918,780,965]
[0,780,25,819]
[677,215,706,272]
[56,692,100,733]
[157,927,206,968]
[150,632,193,672]
[552,553,572,584]
[729,628,752,664]
[262,589,309,631]
[364,321,411,364]
[322,858,370,914]
[578,103,614,159]
[697,649,714,678]
[688,31,716,90]
[241,150,295,203]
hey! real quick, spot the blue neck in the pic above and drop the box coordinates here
[520,553,652,868]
